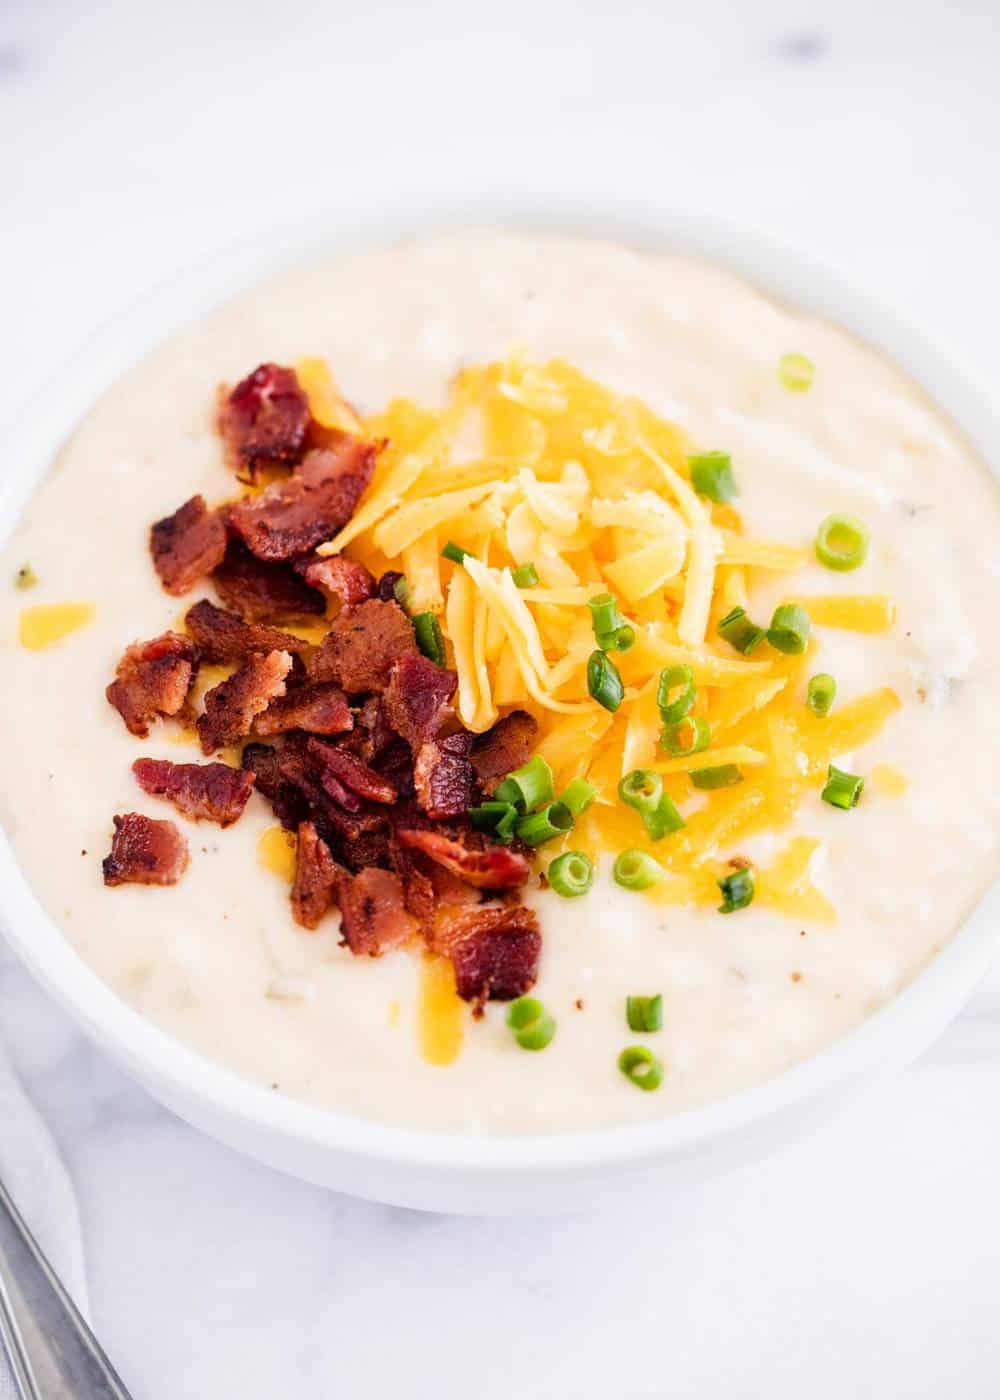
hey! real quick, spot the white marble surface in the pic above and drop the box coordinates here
[2,0,999,1395]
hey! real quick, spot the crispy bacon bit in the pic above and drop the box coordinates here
[382,652,457,747]
[150,495,227,596]
[102,812,189,887]
[197,650,292,754]
[291,821,341,930]
[295,554,375,608]
[213,542,325,623]
[305,738,397,804]
[218,363,311,482]
[254,682,353,738]
[132,757,255,827]
[309,598,416,694]
[413,732,474,819]
[106,632,197,738]
[185,600,308,664]
[434,905,541,1008]
[396,828,530,889]
[336,867,415,956]
[228,440,377,561]
[242,742,308,830]
[471,711,539,792]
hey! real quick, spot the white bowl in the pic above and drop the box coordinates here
[2,199,998,1215]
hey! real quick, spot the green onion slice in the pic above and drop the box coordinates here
[717,864,755,913]
[559,778,597,817]
[507,997,556,1051]
[660,715,711,757]
[716,606,767,655]
[516,801,574,847]
[690,764,744,790]
[626,994,663,1033]
[767,602,811,655]
[618,1045,664,1091]
[688,450,738,504]
[511,562,540,588]
[588,593,635,652]
[392,574,411,609]
[494,753,554,813]
[548,850,594,898]
[656,664,696,724]
[821,763,865,810]
[807,672,837,717]
[613,849,666,891]
[441,541,469,565]
[778,352,815,392]
[413,611,446,666]
[814,514,870,572]
[469,801,519,843]
[587,650,625,712]
[619,769,663,811]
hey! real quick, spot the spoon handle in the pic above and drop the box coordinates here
[0,1176,133,1399]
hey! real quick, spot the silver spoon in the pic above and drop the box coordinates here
[0,1175,133,1399]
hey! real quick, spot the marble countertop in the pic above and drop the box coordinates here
[2,0,999,1395]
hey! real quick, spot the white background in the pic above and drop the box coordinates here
[2,1,999,1396]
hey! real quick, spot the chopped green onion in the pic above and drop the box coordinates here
[779,352,815,392]
[656,664,696,724]
[814,514,870,572]
[618,1045,664,1091]
[588,593,635,652]
[392,574,411,609]
[716,606,767,655]
[413,611,446,665]
[617,770,684,840]
[821,763,865,810]
[613,849,666,891]
[626,994,663,1033]
[516,801,574,847]
[807,673,837,717]
[767,602,811,655]
[441,540,469,565]
[587,650,625,712]
[689,450,738,504]
[15,564,37,591]
[469,801,519,843]
[548,850,594,898]
[494,754,554,813]
[507,997,556,1051]
[717,864,755,913]
[559,778,597,817]
[690,764,744,790]
[660,715,711,757]
[511,562,540,588]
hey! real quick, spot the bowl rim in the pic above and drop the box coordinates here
[1,191,998,1174]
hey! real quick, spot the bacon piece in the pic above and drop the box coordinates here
[228,440,377,561]
[150,495,228,596]
[258,735,391,866]
[308,598,416,694]
[213,542,325,623]
[185,600,308,664]
[395,828,530,890]
[382,652,457,747]
[413,732,474,819]
[218,363,311,482]
[305,738,397,804]
[291,821,342,930]
[197,650,292,754]
[471,711,539,792]
[295,554,375,608]
[254,682,352,738]
[102,812,189,887]
[434,905,541,1009]
[242,742,309,830]
[132,757,255,827]
[336,867,415,957]
[106,632,197,738]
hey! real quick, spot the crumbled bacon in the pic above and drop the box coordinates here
[254,681,353,738]
[471,711,539,792]
[336,867,415,957]
[150,495,228,596]
[213,542,325,623]
[102,812,189,887]
[218,363,311,482]
[228,440,377,561]
[395,828,530,890]
[185,600,308,664]
[291,821,342,930]
[382,652,457,747]
[106,632,198,738]
[305,738,397,804]
[197,650,292,754]
[434,905,541,1009]
[242,742,309,830]
[413,732,475,819]
[132,757,255,827]
[295,554,375,608]
[308,598,416,694]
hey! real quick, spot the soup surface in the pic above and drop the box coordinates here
[1,231,997,1133]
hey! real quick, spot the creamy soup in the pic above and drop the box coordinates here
[1,231,998,1134]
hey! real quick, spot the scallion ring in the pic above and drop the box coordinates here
[412,611,446,666]
[716,606,767,655]
[559,778,597,817]
[515,801,574,847]
[767,602,811,655]
[778,352,815,392]
[588,593,634,653]
[511,562,540,588]
[547,850,594,898]
[469,801,519,844]
[507,997,556,1051]
[587,650,625,712]
[688,449,738,504]
[441,540,469,565]
[613,849,666,891]
[689,764,744,791]
[807,672,837,717]
[656,664,696,724]
[493,754,554,813]
[618,1045,664,1091]
[392,574,411,609]
[821,763,864,811]
[717,865,755,913]
[660,714,711,757]
[625,994,663,1033]
[814,513,870,572]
